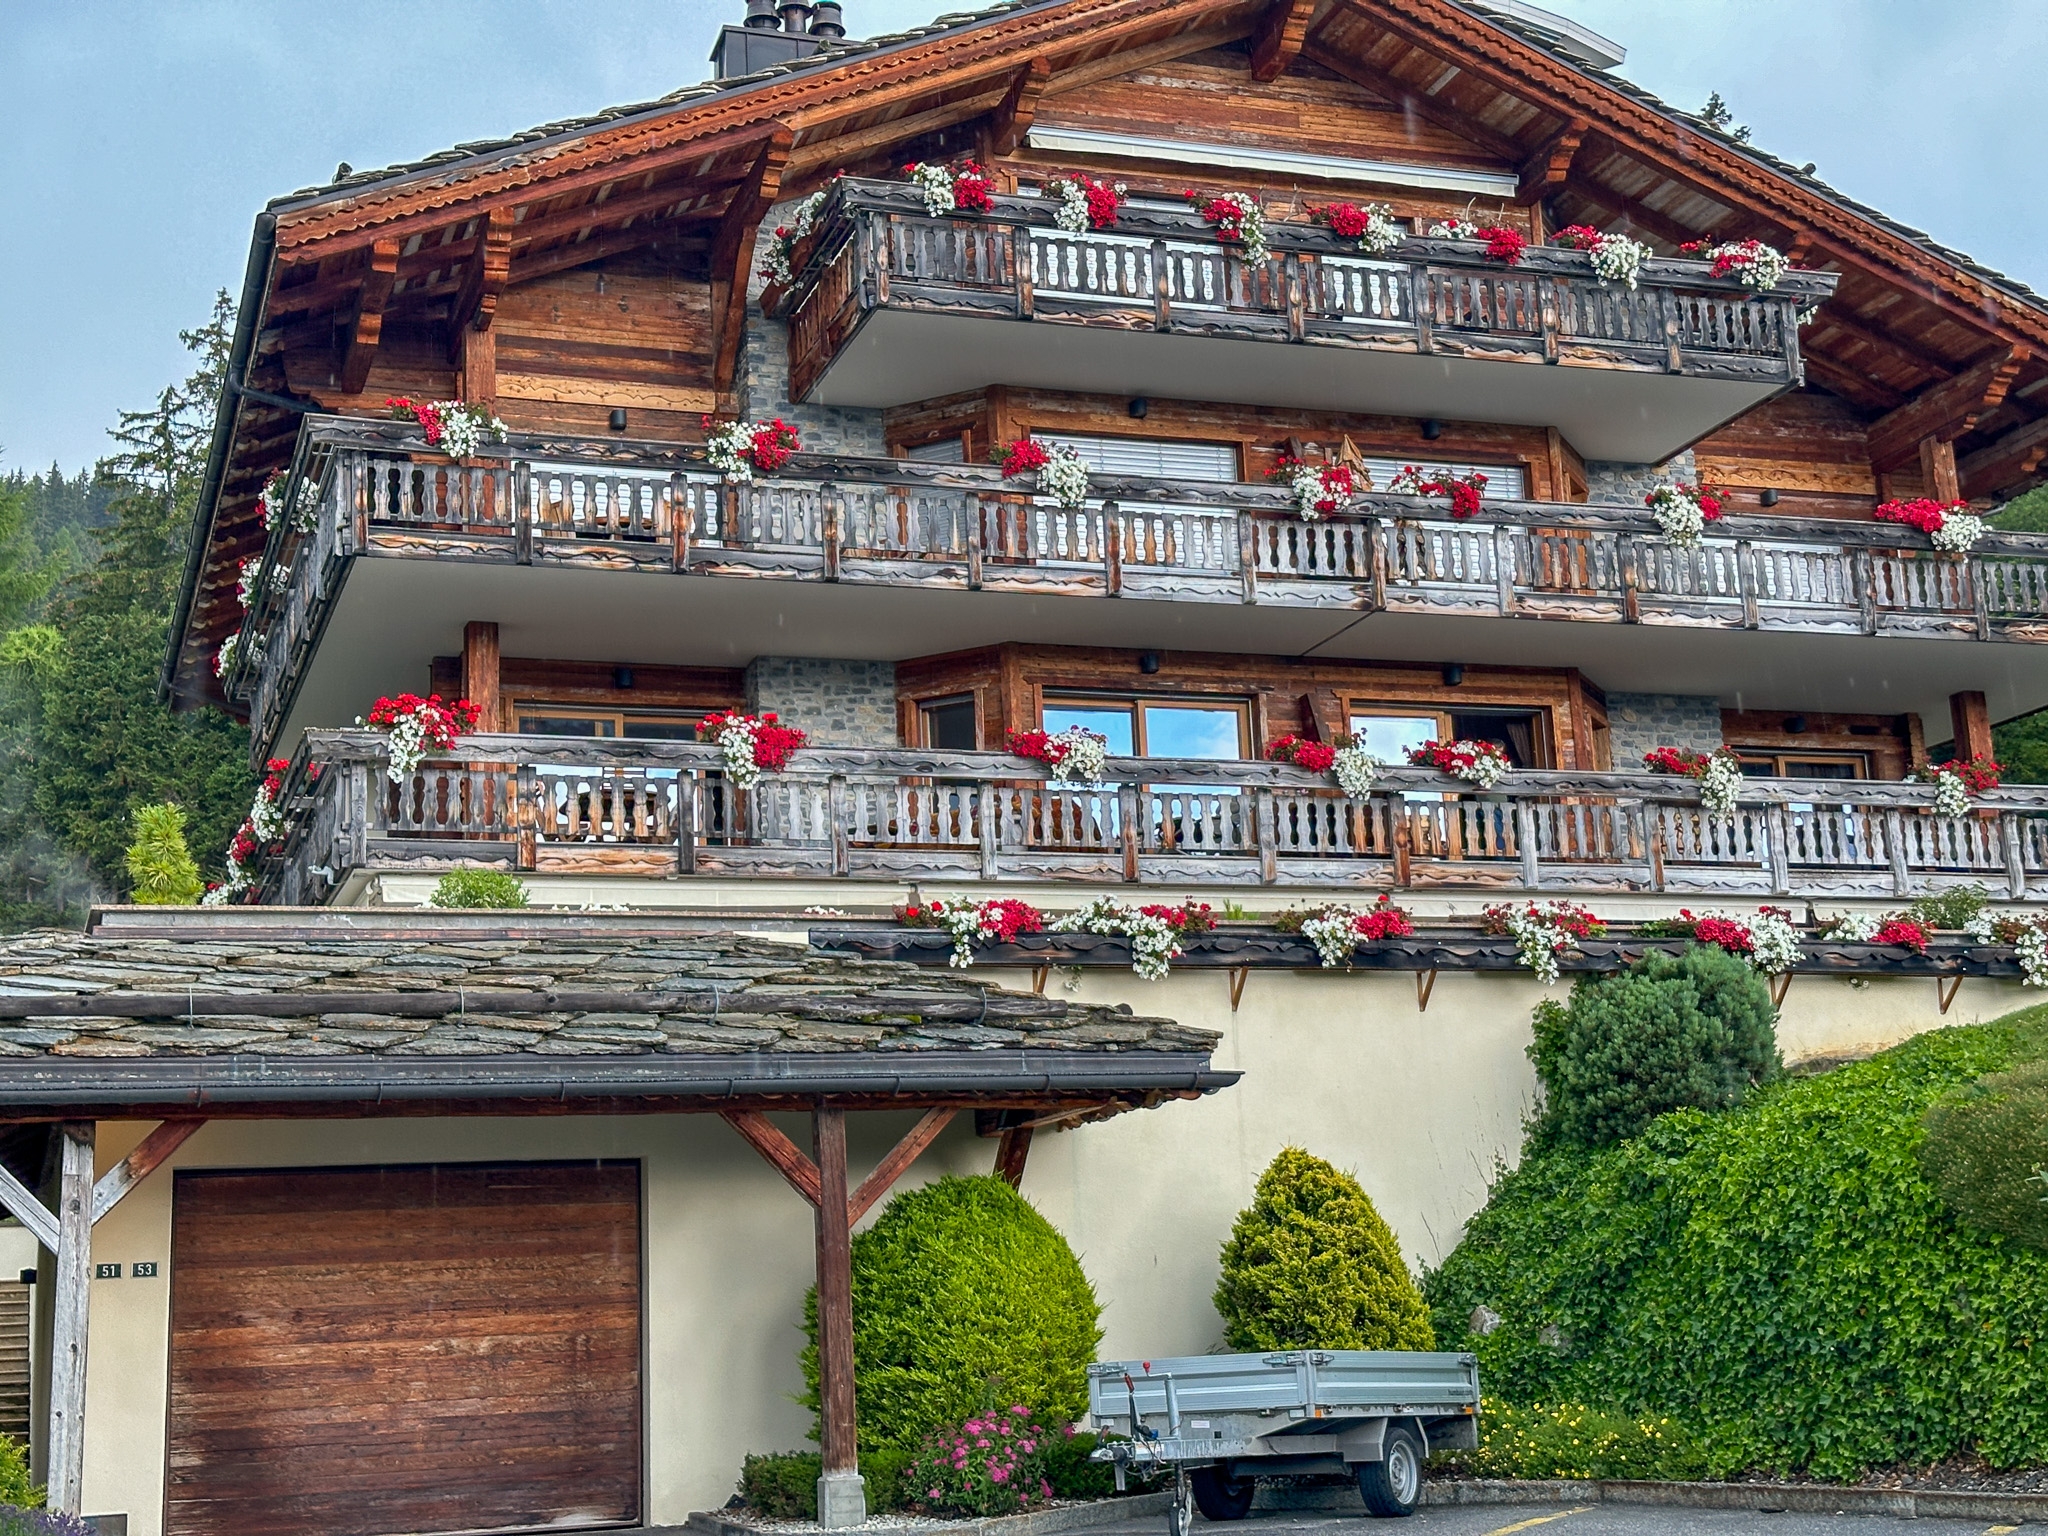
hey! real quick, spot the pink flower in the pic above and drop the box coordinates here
[928,1489,942,1500]
[990,1466,1010,1484]
[977,1437,990,1448]
[1019,1440,1036,1453]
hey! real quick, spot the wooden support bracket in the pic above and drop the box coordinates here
[721,1108,823,1206]
[338,238,400,395]
[711,126,795,397]
[986,57,1051,157]
[849,1108,956,1224]
[725,1104,958,1224]
[1769,972,1794,1009]
[1229,965,1250,1013]
[995,1124,1034,1189]
[89,1119,205,1225]
[1937,973,1965,1015]
[1416,969,1439,1012]
[1514,121,1587,205]
[1249,0,1316,81]
[1032,964,1051,995]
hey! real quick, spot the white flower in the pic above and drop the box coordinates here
[1586,233,1650,290]
[761,186,830,287]
[1697,239,1790,292]
[1644,482,1720,550]
[1331,745,1381,801]
[1354,203,1404,255]
[1067,896,1182,980]
[248,781,286,846]
[1965,909,1999,945]
[713,716,766,791]
[1822,909,1882,942]
[1036,447,1092,511]
[258,473,319,535]
[381,713,431,783]
[1429,217,1479,240]
[1931,768,1972,819]
[2017,924,2048,988]
[1300,910,1361,970]
[1043,726,1108,784]
[1206,192,1269,266]
[905,162,955,218]
[1698,752,1743,817]
[1746,908,1803,976]
[1930,513,1988,554]
[433,401,508,460]
[214,634,239,679]
[1492,901,1600,984]
[1283,462,1358,521]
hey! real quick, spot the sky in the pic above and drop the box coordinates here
[3,0,2045,477]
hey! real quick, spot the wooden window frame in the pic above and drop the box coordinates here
[1736,750,1871,780]
[511,702,707,739]
[1343,700,1556,770]
[1041,692,1253,758]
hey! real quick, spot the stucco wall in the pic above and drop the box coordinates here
[75,968,2022,1531]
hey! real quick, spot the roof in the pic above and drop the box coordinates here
[0,910,1230,1115]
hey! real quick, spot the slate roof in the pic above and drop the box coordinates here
[267,0,2047,318]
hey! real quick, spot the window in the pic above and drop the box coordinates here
[1347,706,1549,769]
[1358,457,1527,501]
[1737,753,1867,780]
[515,707,704,740]
[1042,696,1248,759]
[902,438,967,463]
[920,696,979,751]
[1031,435,1240,482]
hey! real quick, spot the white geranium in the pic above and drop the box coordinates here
[905,161,955,217]
[1332,743,1382,800]
[1822,909,1882,942]
[1299,909,1361,969]
[1354,203,1404,255]
[435,401,509,460]
[760,186,830,288]
[1699,751,1743,816]
[2018,924,2048,988]
[1644,481,1721,551]
[1930,512,1988,554]
[1429,217,1479,240]
[1587,233,1650,290]
[1037,446,1092,511]
[1746,908,1803,976]
[1067,896,1182,980]
[248,780,286,846]
[259,473,319,535]
[1044,725,1108,784]
[214,634,239,680]
[708,715,767,791]
[1698,239,1790,292]
[378,711,432,782]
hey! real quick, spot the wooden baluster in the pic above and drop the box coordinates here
[1886,807,1913,897]
[1764,802,1792,894]
[1239,514,1258,604]
[1255,786,1278,884]
[1103,501,1122,596]
[1118,784,1141,881]
[2003,812,2029,900]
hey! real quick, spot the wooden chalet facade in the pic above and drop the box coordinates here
[38,1,2046,1532]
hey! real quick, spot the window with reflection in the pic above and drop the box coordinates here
[1040,696,1249,851]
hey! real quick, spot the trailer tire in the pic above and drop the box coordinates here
[1356,1425,1423,1517]
[1190,1467,1255,1521]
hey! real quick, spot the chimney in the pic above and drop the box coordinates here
[711,0,846,79]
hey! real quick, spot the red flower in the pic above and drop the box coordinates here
[978,898,1043,943]
[748,420,801,475]
[1353,895,1414,941]
[697,710,809,770]
[1140,901,1216,934]
[366,693,481,750]
[1553,224,1604,251]
[1475,226,1527,264]
[1946,754,2004,793]
[1690,915,1755,954]
[385,396,446,446]
[1874,498,1965,537]
[1872,918,1929,952]
[1307,202,1371,239]
[1266,734,1337,773]
[995,438,1050,479]
[1643,746,1711,777]
[952,160,995,213]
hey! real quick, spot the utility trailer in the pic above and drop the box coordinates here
[1087,1351,1480,1533]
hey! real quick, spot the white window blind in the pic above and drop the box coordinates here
[1033,434,1239,482]
[902,438,967,463]
[1359,457,1526,501]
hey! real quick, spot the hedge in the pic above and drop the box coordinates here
[1922,1058,2048,1250]
[1425,1006,2048,1477]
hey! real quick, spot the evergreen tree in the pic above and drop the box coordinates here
[125,802,203,905]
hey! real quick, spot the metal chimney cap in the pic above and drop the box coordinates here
[780,0,816,34]
[810,1,846,36]
[744,0,779,28]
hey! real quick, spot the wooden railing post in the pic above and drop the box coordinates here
[1764,802,1792,895]
[828,776,851,876]
[1151,239,1171,331]
[2002,812,2028,900]
[1494,524,1515,615]
[1737,539,1760,628]
[977,784,999,880]
[1255,786,1278,884]
[821,483,842,582]
[1285,253,1307,341]
[967,495,985,590]
[1855,546,1879,634]
[1516,800,1540,889]
[1391,798,1413,888]
[670,472,691,573]
[46,1123,93,1518]
[516,764,538,870]
[676,772,699,875]
[1886,807,1914,897]
[1411,267,1434,354]
[1103,501,1123,596]
[1238,513,1259,604]
[1118,784,1141,882]
[1620,534,1642,623]
[1012,226,1034,320]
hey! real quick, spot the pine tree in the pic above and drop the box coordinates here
[125,802,203,905]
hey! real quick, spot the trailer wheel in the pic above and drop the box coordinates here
[1356,1425,1424,1518]
[1190,1467,1255,1521]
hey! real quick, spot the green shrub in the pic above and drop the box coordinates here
[1215,1147,1434,1352]
[738,1449,913,1518]
[428,867,529,908]
[904,1406,1061,1516]
[1921,1058,2048,1250]
[1912,885,1990,932]
[124,802,202,905]
[0,1437,38,1509]
[1425,1005,2048,1477]
[1528,944,1780,1151]
[802,1175,1101,1452]
[1433,1398,1705,1481]
[1042,1430,1123,1500]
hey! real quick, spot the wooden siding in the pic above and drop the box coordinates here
[166,1162,641,1536]
[1694,389,1881,521]
[428,656,745,734]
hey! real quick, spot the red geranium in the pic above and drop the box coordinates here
[952,160,996,213]
[748,420,801,475]
[995,438,1051,479]
[977,897,1044,943]
[1872,917,1930,952]
[366,693,482,749]
[1643,746,1712,777]
[1874,498,1966,537]
[228,820,259,867]
[1266,734,1338,774]
[260,756,291,801]
[1476,226,1527,265]
[1308,202,1372,239]
[1353,895,1415,941]
[1552,224,1603,251]
[1689,914,1755,954]
[1946,754,2004,793]
[1140,901,1216,934]
[386,396,446,446]
[1391,465,1488,519]
[698,709,808,771]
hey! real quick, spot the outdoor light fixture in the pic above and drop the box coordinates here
[1139,652,1162,674]
[1443,663,1464,686]
[1128,397,1150,419]
[610,408,628,432]
[614,666,636,689]
[1785,715,1808,734]
[1760,488,1780,506]
[1421,418,1443,440]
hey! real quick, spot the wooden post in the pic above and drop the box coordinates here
[995,1125,1034,1188]
[1919,436,1962,504]
[1950,690,1994,764]
[812,1105,864,1526]
[462,622,501,731]
[47,1123,92,1519]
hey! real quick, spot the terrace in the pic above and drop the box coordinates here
[255,732,2048,908]
[224,416,2048,763]
[776,179,1839,463]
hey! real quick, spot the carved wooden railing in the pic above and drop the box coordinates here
[252,732,2048,908]
[223,418,2048,764]
[777,179,1838,402]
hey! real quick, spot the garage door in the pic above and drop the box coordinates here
[167,1162,641,1536]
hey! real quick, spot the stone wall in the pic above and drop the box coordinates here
[1605,691,1726,764]
[738,201,888,455]
[744,657,899,747]
[1584,448,1697,507]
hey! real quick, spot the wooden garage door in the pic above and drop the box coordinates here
[167,1162,641,1536]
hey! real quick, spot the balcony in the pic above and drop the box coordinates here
[225,417,2048,764]
[257,732,2048,909]
[777,180,1839,463]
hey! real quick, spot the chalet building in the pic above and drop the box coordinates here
[17,0,2048,1531]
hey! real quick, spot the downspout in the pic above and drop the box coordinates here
[156,209,278,709]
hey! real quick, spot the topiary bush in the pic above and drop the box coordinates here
[1528,943,1780,1151]
[428,867,529,908]
[124,802,201,905]
[1214,1147,1434,1352]
[801,1175,1101,1452]
[1425,1006,2048,1477]
[739,1449,913,1518]
[1432,1398,1705,1481]
[1921,1057,2048,1250]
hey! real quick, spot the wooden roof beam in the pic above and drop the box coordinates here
[1515,119,1585,205]
[1960,412,2048,501]
[1555,175,1706,252]
[336,238,399,396]
[1806,306,1955,382]
[1867,346,2026,470]
[986,56,1051,156]
[1799,347,1907,413]
[1301,39,1525,164]
[451,208,514,339]
[712,126,795,396]
[1250,0,1318,82]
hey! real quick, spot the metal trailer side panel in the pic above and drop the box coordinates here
[1087,1351,1477,1426]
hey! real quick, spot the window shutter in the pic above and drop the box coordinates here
[1034,434,1239,482]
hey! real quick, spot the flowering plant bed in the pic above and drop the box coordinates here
[758,181,835,289]
[1643,479,1725,549]
[386,396,508,459]
[1276,896,1415,968]
[1185,189,1268,266]
[993,437,1090,509]
[703,417,801,482]
[1482,899,1605,984]
[1047,174,1124,232]
[899,897,1045,968]
[1874,496,1986,554]
[904,159,994,216]
[1065,896,1213,979]
[1266,455,1359,519]
[1006,726,1110,784]
[696,710,807,791]
[1408,737,1510,788]
[1819,910,1931,953]
[1637,906,1802,975]
[1266,733,1381,799]
[1306,200,1403,255]
[202,755,301,906]
[1428,218,1525,264]
[1915,755,2002,818]
[213,633,240,680]
[904,1406,1060,1517]
[236,554,289,612]
[363,693,483,782]
[1552,224,1651,289]
[1968,909,2048,987]
[257,469,318,535]
[1642,744,1744,815]
[1389,463,1488,519]
[1678,237,1790,292]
